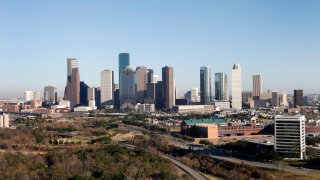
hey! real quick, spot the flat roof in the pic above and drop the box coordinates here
[183,119,227,125]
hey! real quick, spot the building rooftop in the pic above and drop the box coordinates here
[183,119,227,125]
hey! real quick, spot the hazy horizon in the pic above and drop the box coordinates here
[1,0,320,98]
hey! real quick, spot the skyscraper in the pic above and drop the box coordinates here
[120,67,136,109]
[87,87,96,109]
[215,72,228,101]
[280,92,288,107]
[294,89,304,108]
[44,86,57,104]
[67,58,78,81]
[135,66,148,103]
[252,75,262,100]
[147,69,154,84]
[64,68,80,109]
[119,53,130,85]
[200,66,211,105]
[232,63,242,110]
[80,82,89,106]
[162,66,174,109]
[101,70,113,109]
[271,91,279,107]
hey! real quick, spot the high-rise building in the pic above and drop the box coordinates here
[200,66,211,105]
[190,87,200,103]
[280,92,288,107]
[252,75,262,100]
[0,114,10,128]
[146,83,156,100]
[294,89,304,108]
[101,70,113,109]
[155,81,163,109]
[95,88,101,109]
[232,63,242,110]
[120,67,136,109]
[87,87,96,109]
[34,92,41,100]
[135,66,148,103]
[162,66,175,109]
[64,68,80,109]
[119,53,130,86]
[153,75,159,83]
[275,115,306,160]
[242,91,252,104]
[215,73,228,101]
[67,58,78,81]
[147,69,154,84]
[24,91,34,102]
[80,82,89,106]
[271,91,279,107]
[44,86,57,104]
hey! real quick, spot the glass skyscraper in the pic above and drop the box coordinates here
[200,66,211,105]
[215,72,228,101]
[120,67,136,109]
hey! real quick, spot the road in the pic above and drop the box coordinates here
[119,142,207,180]
[199,148,320,177]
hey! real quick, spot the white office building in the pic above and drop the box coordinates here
[87,87,96,110]
[0,114,10,128]
[275,115,306,160]
[231,63,242,110]
[24,91,34,102]
[135,103,155,113]
[101,70,113,109]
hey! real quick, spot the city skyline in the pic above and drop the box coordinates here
[1,0,320,98]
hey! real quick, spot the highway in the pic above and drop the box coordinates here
[119,142,207,180]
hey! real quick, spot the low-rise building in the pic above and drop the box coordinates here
[135,103,155,113]
[172,105,215,114]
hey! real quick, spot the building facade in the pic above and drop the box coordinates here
[252,75,262,100]
[120,67,136,109]
[200,66,212,105]
[101,70,113,109]
[275,115,306,160]
[44,86,57,104]
[135,66,148,103]
[162,66,175,109]
[232,63,242,110]
[215,72,228,101]
[294,89,304,108]
[64,68,80,109]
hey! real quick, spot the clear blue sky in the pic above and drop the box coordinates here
[0,0,319,98]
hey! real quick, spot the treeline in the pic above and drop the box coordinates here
[0,145,179,179]
[122,119,168,133]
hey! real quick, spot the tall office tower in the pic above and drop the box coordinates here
[44,86,57,104]
[64,68,80,109]
[80,82,89,106]
[87,87,96,109]
[232,63,242,110]
[175,87,179,99]
[101,70,113,109]
[95,88,101,109]
[252,75,262,100]
[215,72,229,101]
[271,91,279,107]
[162,66,175,109]
[275,115,306,160]
[155,81,163,109]
[147,69,154,84]
[242,91,253,104]
[119,53,130,86]
[191,87,200,103]
[135,66,148,103]
[280,92,288,107]
[34,92,41,100]
[200,66,212,105]
[146,83,156,99]
[67,58,78,81]
[24,91,34,102]
[120,67,136,109]
[294,89,304,108]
